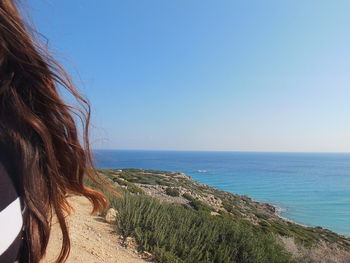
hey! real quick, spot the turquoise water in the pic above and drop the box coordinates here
[94,150,350,236]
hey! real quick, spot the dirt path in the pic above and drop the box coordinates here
[43,196,146,263]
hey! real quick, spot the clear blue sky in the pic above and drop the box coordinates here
[27,0,350,152]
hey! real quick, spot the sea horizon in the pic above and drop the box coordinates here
[93,149,350,154]
[93,149,350,237]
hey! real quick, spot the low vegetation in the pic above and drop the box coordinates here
[113,192,294,263]
[165,187,180,197]
[85,168,350,263]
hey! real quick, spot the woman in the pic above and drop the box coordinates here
[0,1,107,262]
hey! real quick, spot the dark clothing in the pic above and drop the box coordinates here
[0,162,23,263]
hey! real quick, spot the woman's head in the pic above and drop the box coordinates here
[0,1,107,262]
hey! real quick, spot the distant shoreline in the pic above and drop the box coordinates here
[272,204,307,226]
[94,150,350,237]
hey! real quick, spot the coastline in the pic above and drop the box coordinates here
[95,150,350,237]
[229,191,350,238]
[272,204,307,226]
[186,175,311,229]
[187,172,350,237]
[96,168,350,263]
[251,196,350,239]
[250,198,350,239]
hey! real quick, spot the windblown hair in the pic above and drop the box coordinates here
[0,1,107,262]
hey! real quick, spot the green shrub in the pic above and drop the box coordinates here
[91,169,350,257]
[181,193,212,213]
[222,200,234,213]
[182,193,193,200]
[112,177,144,195]
[165,187,180,197]
[113,192,295,263]
[255,212,270,220]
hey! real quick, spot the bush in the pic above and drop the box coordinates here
[112,177,144,195]
[91,169,350,257]
[181,193,212,213]
[222,200,234,213]
[182,193,193,200]
[113,192,295,263]
[165,187,180,197]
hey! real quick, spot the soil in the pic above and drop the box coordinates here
[42,196,146,263]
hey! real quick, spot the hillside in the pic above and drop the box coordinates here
[89,168,350,263]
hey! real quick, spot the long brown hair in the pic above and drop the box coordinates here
[0,1,107,262]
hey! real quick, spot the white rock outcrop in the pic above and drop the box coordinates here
[105,208,117,223]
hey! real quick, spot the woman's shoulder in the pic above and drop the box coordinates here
[0,162,23,263]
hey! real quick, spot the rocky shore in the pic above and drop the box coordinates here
[98,168,350,263]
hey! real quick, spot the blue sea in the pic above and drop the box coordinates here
[93,150,350,236]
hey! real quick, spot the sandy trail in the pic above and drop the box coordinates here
[43,196,146,263]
